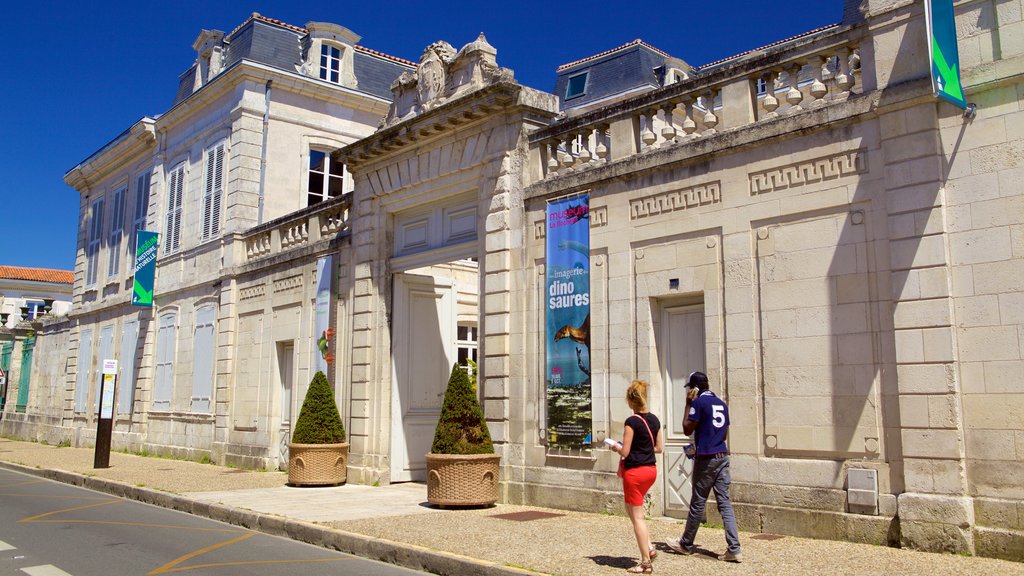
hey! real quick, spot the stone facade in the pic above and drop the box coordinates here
[6,0,1024,561]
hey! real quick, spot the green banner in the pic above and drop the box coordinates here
[132,231,159,307]
[925,0,967,109]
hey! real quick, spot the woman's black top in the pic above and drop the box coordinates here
[623,412,660,470]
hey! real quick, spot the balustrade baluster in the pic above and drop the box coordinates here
[560,135,576,170]
[578,128,593,164]
[547,140,559,176]
[835,48,854,97]
[762,70,780,119]
[681,98,697,139]
[595,124,609,162]
[641,111,657,148]
[702,91,718,136]
[810,56,828,105]
[785,64,804,113]
[660,102,678,144]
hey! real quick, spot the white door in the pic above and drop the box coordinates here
[390,272,456,482]
[661,304,706,517]
[276,341,295,469]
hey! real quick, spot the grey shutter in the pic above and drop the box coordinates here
[164,164,184,254]
[75,329,93,413]
[118,320,139,415]
[212,144,223,236]
[154,313,176,410]
[107,186,126,277]
[97,326,114,415]
[87,199,104,286]
[202,143,225,240]
[191,306,216,413]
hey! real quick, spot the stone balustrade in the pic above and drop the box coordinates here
[242,194,352,262]
[531,30,863,179]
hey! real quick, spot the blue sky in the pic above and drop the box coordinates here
[0,1,844,271]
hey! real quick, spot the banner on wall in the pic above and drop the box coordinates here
[313,255,334,376]
[925,0,967,109]
[131,231,159,307]
[545,193,592,449]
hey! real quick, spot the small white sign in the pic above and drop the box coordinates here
[102,359,118,375]
[100,374,116,420]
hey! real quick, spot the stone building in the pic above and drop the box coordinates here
[0,14,414,464]
[6,0,1024,560]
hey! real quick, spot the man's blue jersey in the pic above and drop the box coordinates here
[687,390,729,455]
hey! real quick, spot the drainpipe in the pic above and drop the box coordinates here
[257,79,272,225]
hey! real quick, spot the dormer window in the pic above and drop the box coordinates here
[303,22,361,87]
[566,72,588,99]
[320,44,342,83]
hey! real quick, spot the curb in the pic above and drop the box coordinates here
[0,460,542,576]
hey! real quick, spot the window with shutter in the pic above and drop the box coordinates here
[132,171,151,252]
[75,329,93,413]
[164,163,185,254]
[97,325,114,413]
[86,198,105,287]
[118,320,139,415]
[153,312,177,410]
[107,185,126,277]
[202,142,225,240]
[191,305,216,412]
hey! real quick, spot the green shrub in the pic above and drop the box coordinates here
[430,363,493,455]
[291,371,346,444]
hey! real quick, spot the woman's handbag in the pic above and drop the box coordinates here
[618,414,656,478]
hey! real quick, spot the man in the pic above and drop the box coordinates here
[665,371,743,562]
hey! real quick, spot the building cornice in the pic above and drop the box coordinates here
[64,118,157,193]
[336,81,559,169]
[153,59,394,134]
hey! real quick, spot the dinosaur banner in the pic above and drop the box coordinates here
[545,193,592,449]
[313,255,333,378]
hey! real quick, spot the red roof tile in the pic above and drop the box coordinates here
[697,24,839,69]
[557,39,671,72]
[0,266,74,285]
[228,13,417,68]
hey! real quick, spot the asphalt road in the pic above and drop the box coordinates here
[0,468,428,576]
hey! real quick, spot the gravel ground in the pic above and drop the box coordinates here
[2,438,1021,575]
[0,437,287,493]
[337,504,1024,576]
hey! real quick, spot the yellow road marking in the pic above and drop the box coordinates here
[25,519,243,532]
[0,492,113,500]
[0,480,46,488]
[148,533,256,575]
[150,556,352,574]
[19,500,121,522]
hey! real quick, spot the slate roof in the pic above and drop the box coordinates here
[0,266,74,285]
[555,40,682,112]
[173,13,415,105]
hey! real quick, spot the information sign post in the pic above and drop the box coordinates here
[94,359,117,468]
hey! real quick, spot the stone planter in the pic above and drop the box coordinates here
[287,442,349,486]
[426,452,501,507]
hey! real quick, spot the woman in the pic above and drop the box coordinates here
[613,379,663,574]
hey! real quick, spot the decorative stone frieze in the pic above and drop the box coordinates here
[629,181,722,219]
[748,149,867,195]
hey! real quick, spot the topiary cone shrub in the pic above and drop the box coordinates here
[431,363,492,454]
[426,363,500,507]
[292,371,346,444]
[288,370,348,486]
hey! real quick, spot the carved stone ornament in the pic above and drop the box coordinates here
[382,34,514,129]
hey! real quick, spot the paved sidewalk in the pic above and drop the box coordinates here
[0,438,1021,576]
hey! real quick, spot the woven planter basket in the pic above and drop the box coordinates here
[426,452,501,507]
[287,442,348,486]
